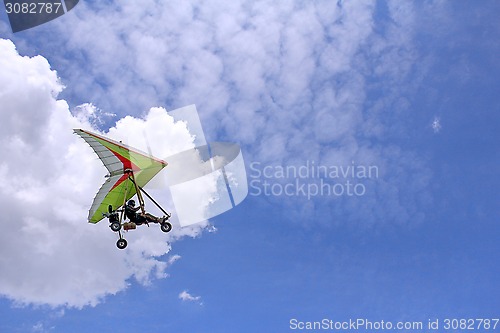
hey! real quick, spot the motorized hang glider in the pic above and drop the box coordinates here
[74,129,172,249]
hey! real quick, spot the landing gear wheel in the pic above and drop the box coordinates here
[110,222,121,232]
[116,238,128,249]
[160,222,172,233]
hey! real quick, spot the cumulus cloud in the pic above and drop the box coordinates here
[0,38,209,308]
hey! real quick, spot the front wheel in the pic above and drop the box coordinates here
[116,238,128,249]
[110,222,121,232]
[160,222,172,233]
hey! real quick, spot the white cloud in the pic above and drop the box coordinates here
[178,290,202,305]
[30,308,63,333]
[32,322,51,333]
[17,0,434,225]
[167,254,181,265]
[0,39,210,308]
[432,117,441,133]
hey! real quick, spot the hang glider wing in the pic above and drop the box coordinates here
[74,129,167,223]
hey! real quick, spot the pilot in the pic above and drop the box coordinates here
[124,200,165,225]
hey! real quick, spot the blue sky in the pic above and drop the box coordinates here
[0,0,499,332]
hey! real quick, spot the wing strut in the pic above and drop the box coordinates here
[119,179,131,223]
[128,170,146,215]
[128,175,171,218]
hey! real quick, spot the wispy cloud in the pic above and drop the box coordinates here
[432,117,442,133]
[18,0,433,227]
[13,0,437,227]
[179,290,203,305]
[32,322,49,333]
[167,254,182,265]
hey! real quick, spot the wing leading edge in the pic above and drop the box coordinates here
[74,129,167,223]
